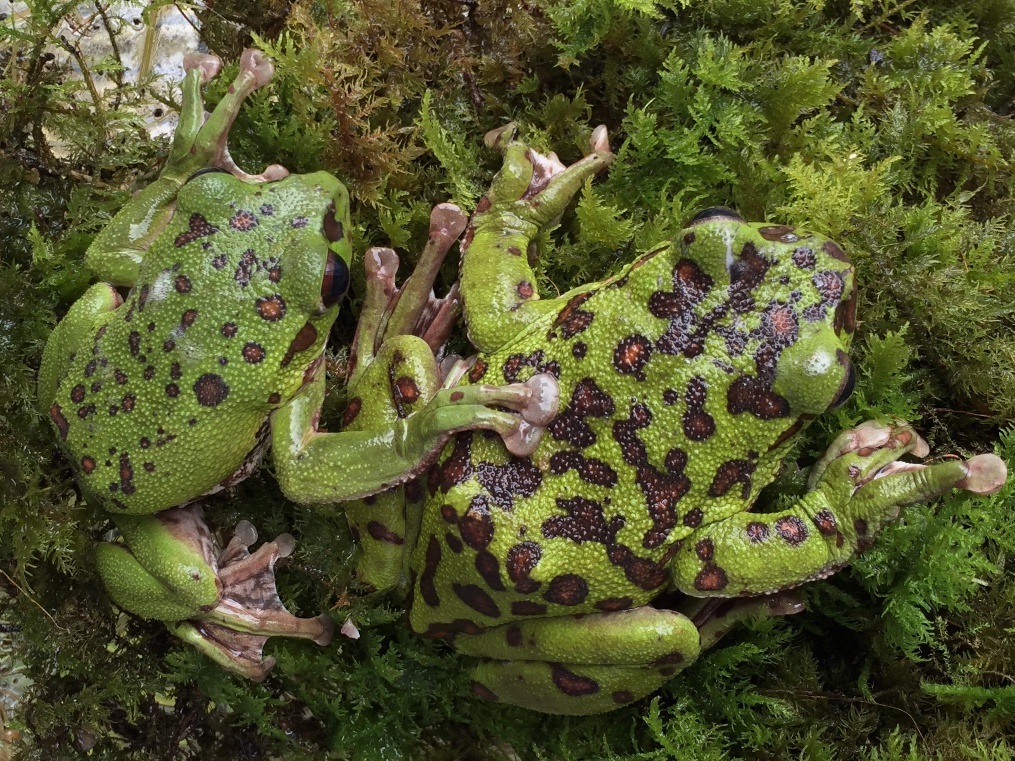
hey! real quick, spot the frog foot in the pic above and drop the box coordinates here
[170,49,290,185]
[100,507,332,680]
[177,520,334,680]
[478,123,613,228]
[812,420,1006,552]
[349,203,468,380]
[813,419,1006,499]
[440,361,560,457]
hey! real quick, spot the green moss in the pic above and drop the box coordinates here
[1,0,1013,757]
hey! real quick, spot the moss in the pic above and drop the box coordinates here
[1,0,1013,758]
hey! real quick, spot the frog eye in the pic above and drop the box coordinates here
[689,207,746,226]
[184,167,230,184]
[827,352,856,410]
[321,250,350,308]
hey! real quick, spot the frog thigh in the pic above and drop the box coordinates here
[38,282,120,411]
[456,607,700,714]
[342,335,444,591]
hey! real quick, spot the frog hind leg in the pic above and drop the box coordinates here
[452,607,700,715]
[342,334,446,592]
[339,204,465,592]
[38,282,121,410]
[341,335,557,590]
[96,505,333,680]
[689,591,805,651]
[670,420,1008,597]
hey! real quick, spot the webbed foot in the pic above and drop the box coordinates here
[97,506,332,680]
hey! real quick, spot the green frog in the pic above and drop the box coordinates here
[345,124,1007,713]
[38,51,558,680]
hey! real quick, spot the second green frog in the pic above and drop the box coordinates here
[344,123,1007,714]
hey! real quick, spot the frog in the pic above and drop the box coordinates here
[37,50,559,681]
[343,123,1008,713]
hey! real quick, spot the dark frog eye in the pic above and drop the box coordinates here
[827,350,856,410]
[321,250,350,308]
[320,201,350,308]
[689,207,746,226]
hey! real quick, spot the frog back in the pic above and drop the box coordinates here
[52,172,341,514]
[410,220,856,635]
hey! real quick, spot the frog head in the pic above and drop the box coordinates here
[158,167,353,414]
[683,207,856,431]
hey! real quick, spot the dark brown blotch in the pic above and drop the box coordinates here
[243,342,266,364]
[452,583,501,618]
[255,295,287,322]
[683,377,715,441]
[594,597,632,612]
[727,377,791,420]
[745,521,769,543]
[459,497,495,550]
[341,397,362,427]
[174,213,219,247]
[419,537,442,607]
[822,240,849,262]
[613,335,653,381]
[551,664,600,696]
[367,521,403,545]
[470,681,499,701]
[506,541,542,593]
[543,574,589,606]
[694,564,729,592]
[774,516,808,545]
[758,225,797,242]
[813,509,838,536]
[50,404,70,439]
[474,551,505,591]
[708,459,756,500]
[281,322,318,367]
[193,374,229,407]
[468,358,488,382]
[230,209,258,231]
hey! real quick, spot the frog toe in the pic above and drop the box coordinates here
[502,419,544,457]
[182,52,221,82]
[483,122,518,150]
[956,453,1008,495]
[519,373,560,427]
[238,48,274,89]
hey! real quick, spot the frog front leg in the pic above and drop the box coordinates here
[670,421,1007,596]
[95,506,332,680]
[460,123,614,353]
